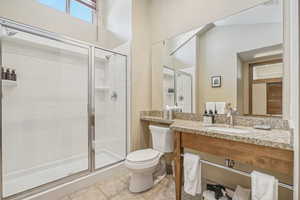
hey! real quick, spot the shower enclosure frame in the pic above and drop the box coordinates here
[0,17,128,200]
[163,66,177,106]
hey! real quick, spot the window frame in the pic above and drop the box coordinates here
[38,0,96,24]
[67,0,96,24]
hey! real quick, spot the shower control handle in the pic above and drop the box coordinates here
[111,91,117,101]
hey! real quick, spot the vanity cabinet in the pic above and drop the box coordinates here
[174,131,293,200]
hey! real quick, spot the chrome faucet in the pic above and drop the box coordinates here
[226,104,237,127]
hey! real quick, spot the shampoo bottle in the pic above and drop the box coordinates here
[1,67,5,80]
[5,68,10,80]
[11,70,17,81]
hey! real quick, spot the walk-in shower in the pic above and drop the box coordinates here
[0,18,127,199]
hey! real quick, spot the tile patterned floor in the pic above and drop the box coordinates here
[59,173,200,200]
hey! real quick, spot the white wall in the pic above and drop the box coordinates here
[198,23,282,113]
[99,0,132,49]
[150,0,269,43]
[151,42,165,110]
[288,0,299,198]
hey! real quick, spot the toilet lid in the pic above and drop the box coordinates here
[127,149,160,163]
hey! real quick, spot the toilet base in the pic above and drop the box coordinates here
[129,172,154,193]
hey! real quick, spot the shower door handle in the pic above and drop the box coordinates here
[90,114,95,127]
[111,91,118,101]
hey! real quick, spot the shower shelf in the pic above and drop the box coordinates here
[2,80,18,87]
[95,86,110,91]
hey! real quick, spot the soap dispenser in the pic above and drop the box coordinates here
[209,109,215,124]
[203,109,213,126]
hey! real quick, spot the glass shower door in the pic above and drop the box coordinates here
[94,48,127,169]
[163,67,176,108]
[1,27,90,197]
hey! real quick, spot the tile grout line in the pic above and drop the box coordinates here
[94,184,111,200]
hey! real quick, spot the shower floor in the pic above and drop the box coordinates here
[3,149,123,197]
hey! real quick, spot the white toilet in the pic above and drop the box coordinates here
[125,125,173,193]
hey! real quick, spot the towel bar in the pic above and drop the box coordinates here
[180,154,293,191]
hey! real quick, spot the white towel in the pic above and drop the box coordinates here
[184,153,202,196]
[206,102,216,113]
[251,171,278,200]
[233,185,250,200]
[215,102,226,114]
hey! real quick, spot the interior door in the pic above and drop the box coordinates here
[176,72,192,112]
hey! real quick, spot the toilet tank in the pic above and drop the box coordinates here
[149,126,173,153]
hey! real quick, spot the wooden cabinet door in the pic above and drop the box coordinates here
[267,82,282,115]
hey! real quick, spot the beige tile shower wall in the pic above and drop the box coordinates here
[2,39,89,175]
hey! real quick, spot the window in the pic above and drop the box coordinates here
[38,0,96,23]
[70,0,93,23]
[38,0,66,12]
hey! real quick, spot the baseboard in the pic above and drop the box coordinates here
[5,146,123,181]
[5,153,87,181]
[24,162,126,200]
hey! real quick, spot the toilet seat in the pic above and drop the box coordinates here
[125,149,161,170]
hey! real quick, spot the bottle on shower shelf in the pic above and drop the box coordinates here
[11,70,17,81]
[5,68,11,80]
[1,67,5,80]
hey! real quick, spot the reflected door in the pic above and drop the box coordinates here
[94,48,127,169]
[176,72,192,112]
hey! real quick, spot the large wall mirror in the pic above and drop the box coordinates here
[151,0,287,118]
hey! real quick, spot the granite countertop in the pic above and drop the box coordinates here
[140,116,174,125]
[170,120,293,151]
[140,116,293,151]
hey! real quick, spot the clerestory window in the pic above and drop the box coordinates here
[37,0,96,24]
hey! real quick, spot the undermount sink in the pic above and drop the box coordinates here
[207,126,250,134]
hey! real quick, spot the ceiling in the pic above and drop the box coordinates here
[215,0,282,26]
